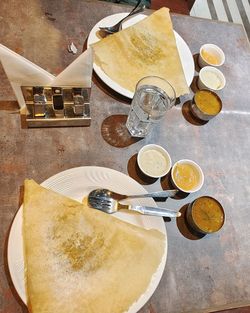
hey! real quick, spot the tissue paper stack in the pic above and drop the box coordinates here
[0,44,93,108]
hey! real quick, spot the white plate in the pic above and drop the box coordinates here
[7,166,167,313]
[87,13,195,98]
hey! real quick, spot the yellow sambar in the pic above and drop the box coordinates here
[194,90,222,116]
[190,196,225,234]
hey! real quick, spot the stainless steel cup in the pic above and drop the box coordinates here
[190,89,222,121]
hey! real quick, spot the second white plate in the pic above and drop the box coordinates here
[87,13,195,98]
[7,166,167,313]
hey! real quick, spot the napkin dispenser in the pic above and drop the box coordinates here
[22,86,91,127]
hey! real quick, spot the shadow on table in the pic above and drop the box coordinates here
[101,115,142,147]
[160,171,189,200]
[127,153,158,185]
[182,100,208,126]
[0,100,19,111]
[176,204,205,240]
[193,53,201,73]
[190,75,200,94]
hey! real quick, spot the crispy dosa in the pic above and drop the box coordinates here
[92,7,189,97]
[23,179,166,313]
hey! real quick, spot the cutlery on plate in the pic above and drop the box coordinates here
[88,196,181,218]
[99,0,145,34]
[89,188,178,200]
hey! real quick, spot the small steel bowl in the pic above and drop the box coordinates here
[190,89,222,121]
[186,196,225,235]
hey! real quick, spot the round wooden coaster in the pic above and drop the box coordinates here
[101,114,142,148]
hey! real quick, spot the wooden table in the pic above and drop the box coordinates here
[0,1,250,312]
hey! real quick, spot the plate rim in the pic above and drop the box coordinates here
[87,12,195,98]
[7,166,167,313]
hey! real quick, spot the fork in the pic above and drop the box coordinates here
[88,188,178,201]
[99,1,145,34]
[88,196,181,218]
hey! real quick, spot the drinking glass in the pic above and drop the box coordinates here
[126,76,176,137]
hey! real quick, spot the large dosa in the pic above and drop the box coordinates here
[92,7,189,97]
[23,179,166,313]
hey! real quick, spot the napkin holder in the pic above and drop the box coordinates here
[22,86,91,127]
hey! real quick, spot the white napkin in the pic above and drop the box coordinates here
[53,48,93,87]
[0,43,93,108]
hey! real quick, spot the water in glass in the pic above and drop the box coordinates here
[126,85,172,137]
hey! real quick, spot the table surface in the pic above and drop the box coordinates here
[0,1,250,313]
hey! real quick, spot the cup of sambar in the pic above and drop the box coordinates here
[186,196,225,235]
[191,89,222,121]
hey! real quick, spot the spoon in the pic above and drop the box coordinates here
[88,188,178,201]
[88,195,181,218]
[99,1,145,34]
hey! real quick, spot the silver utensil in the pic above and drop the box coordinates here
[88,188,178,200]
[88,196,181,218]
[99,1,145,34]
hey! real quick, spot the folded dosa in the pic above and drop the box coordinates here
[92,7,189,97]
[23,179,166,313]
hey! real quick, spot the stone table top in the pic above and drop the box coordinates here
[0,1,250,313]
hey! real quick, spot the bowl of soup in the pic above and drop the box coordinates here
[137,144,172,178]
[191,89,222,121]
[186,196,225,234]
[198,43,225,68]
[171,159,204,193]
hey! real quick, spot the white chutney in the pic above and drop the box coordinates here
[139,149,169,177]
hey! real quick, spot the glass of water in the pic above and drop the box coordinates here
[126,76,176,137]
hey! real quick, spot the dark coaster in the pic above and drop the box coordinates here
[160,171,189,200]
[176,204,205,240]
[193,53,201,73]
[101,115,142,148]
[127,154,158,185]
[190,75,200,94]
[181,100,208,126]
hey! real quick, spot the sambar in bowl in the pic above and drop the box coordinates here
[186,196,225,234]
[191,89,222,121]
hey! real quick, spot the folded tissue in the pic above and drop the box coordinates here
[0,44,93,108]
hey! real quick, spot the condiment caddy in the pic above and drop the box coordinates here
[22,86,91,127]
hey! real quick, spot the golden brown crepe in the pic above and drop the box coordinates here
[23,179,166,313]
[92,7,189,97]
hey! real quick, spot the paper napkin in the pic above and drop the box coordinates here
[0,44,93,108]
[52,48,92,87]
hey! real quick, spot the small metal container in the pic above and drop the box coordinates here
[191,89,222,121]
[186,196,225,235]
